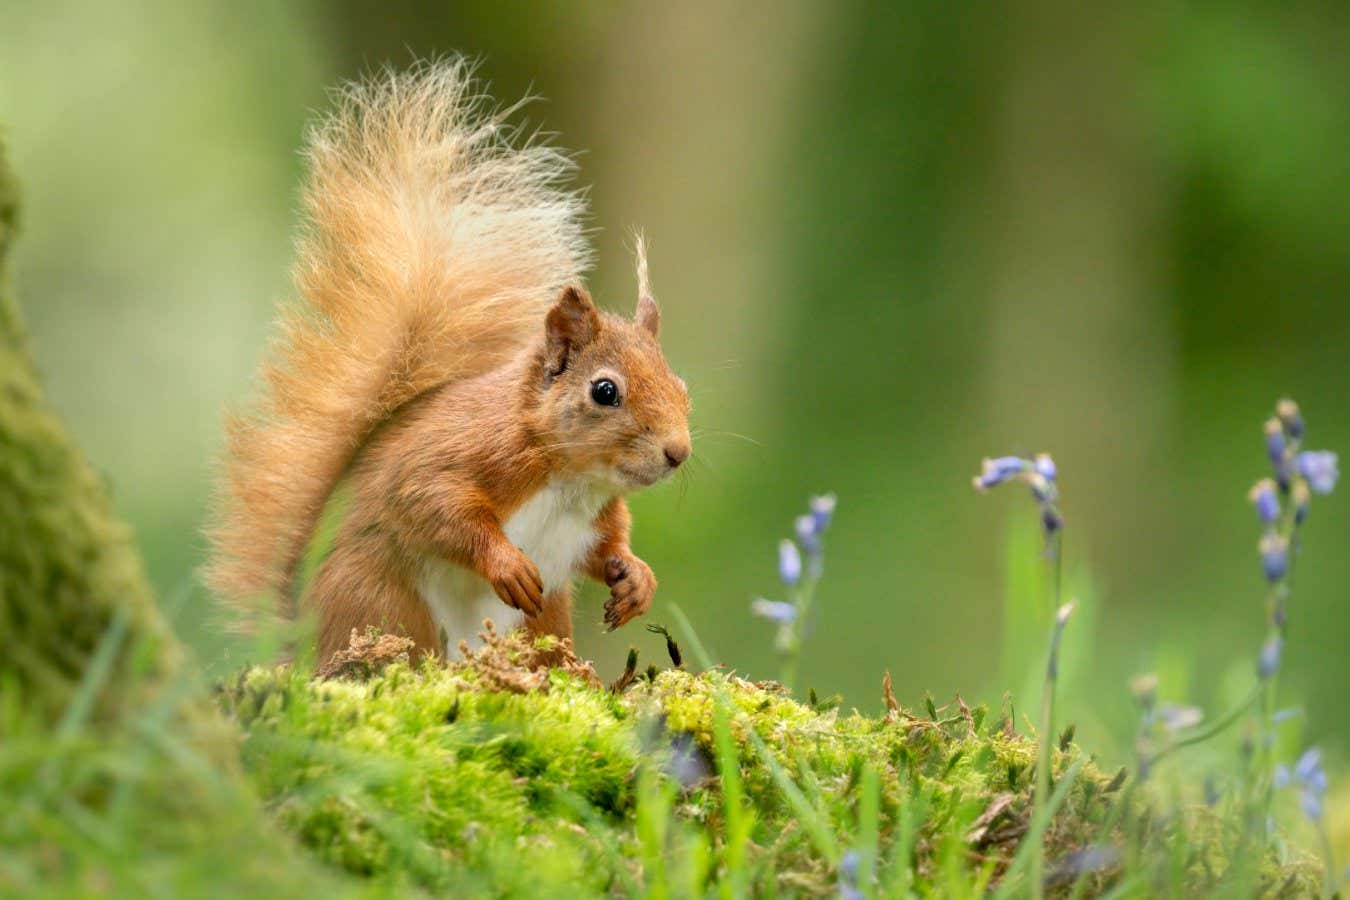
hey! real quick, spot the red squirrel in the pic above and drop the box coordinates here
[206,61,691,666]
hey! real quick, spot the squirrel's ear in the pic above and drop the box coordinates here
[544,285,600,377]
[634,295,660,338]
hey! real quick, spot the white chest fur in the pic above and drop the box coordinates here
[418,477,611,653]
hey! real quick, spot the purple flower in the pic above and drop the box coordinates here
[838,850,862,900]
[1296,451,1339,495]
[809,493,837,532]
[1277,398,1305,440]
[1034,453,1057,482]
[1248,479,1280,526]
[972,456,1026,491]
[1042,506,1063,534]
[1276,746,1330,824]
[1301,790,1324,822]
[795,515,821,556]
[1265,418,1287,472]
[1271,707,1303,726]
[751,598,797,624]
[1259,534,1289,583]
[1258,635,1283,680]
[1295,747,1327,794]
[778,539,802,586]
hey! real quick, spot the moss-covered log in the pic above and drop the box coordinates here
[0,143,176,721]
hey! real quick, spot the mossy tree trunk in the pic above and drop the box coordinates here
[0,141,179,725]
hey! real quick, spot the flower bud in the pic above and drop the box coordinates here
[778,539,802,586]
[1259,534,1289,583]
[972,456,1026,491]
[1248,479,1280,525]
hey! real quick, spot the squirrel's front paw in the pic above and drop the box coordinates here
[485,547,544,617]
[603,554,656,631]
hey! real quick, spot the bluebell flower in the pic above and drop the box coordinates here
[751,598,797,624]
[1292,481,1311,526]
[1296,450,1339,495]
[1055,845,1119,880]
[795,514,821,556]
[837,850,862,900]
[1301,790,1324,822]
[1271,707,1303,726]
[1034,453,1057,482]
[1277,398,1305,441]
[1258,635,1283,680]
[1156,703,1204,733]
[1248,479,1280,526]
[1265,418,1287,472]
[809,493,837,532]
[1041,506,1063,535]
[1275,747,1329,824]
[778,539,802,586]
[972,456,1026,491]
[1259,534,1289,583]
[1295,747,1327,794]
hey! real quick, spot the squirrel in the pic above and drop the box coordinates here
[205,61,691,666]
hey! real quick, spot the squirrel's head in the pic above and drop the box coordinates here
[532,283,691,491]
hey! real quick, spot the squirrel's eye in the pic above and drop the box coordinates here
[590,378,620,407]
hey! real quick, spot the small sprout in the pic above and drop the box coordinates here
[1248,479,1280,526]
[1258,636,1283,680]
[1058,724,1076,751]
[1296,450,1339,495]
[610,647,639,693]
[1105,767,1128,793]
[645,623,682,667]
[778,539,802,586]
[1259,534,1289,583]
[924,693,938,720]
[645,664,658,682]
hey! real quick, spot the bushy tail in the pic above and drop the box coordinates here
[206,60,589,623]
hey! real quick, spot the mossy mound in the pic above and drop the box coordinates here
[217,628,1318,896]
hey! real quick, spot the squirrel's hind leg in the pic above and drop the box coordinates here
[522,586,573,642]
[309,544,439,666]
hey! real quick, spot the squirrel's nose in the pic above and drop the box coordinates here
[663,441,690,469]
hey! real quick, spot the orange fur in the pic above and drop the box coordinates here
[206,61,690,665]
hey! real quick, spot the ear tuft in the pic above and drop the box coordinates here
[544,285,599,376]
[635,295,660,337]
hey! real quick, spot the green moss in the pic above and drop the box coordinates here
[219,633,1321,896]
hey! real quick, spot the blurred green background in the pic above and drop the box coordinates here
[3,0,1348,808]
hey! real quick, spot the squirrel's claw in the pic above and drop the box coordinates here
[603,554,656,630]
